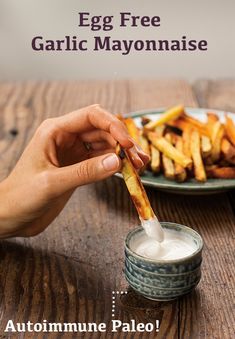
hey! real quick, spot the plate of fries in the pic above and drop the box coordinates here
[116,105,235,194]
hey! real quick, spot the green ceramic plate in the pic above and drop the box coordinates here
[116,107,235,195]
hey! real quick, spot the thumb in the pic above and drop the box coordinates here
[51,153,121,195]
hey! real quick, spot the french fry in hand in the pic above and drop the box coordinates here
[116,144,155,220]
[144,105,184,130]
[201,135,212,158]
[221,138,235,165]
[190,130,207,182]
[150,144,161,173]
[206,165,235,179]
[148,132,192,168]
[174,137,187,182]
[225,114,235,146]
[123,118,140,143]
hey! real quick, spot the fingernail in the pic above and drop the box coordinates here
[127,137,134,146]
[135,144,144,152]
[103,154,119,171]
[136,158,144,169]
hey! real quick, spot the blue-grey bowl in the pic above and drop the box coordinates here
[124,222,203,301]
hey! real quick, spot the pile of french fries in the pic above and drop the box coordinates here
[121,105,235,182]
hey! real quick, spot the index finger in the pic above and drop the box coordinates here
[57,104,134,148]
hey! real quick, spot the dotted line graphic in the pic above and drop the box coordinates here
[112,291,128,317]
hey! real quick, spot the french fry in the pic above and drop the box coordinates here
[154,125,165,137]
[139,133,150,156]
[182,125,192,159]
[224,114,235,146]
[190,130,207,182]
[148,132,192,168]
[139,133,150,174]
[201,135,212,158]
[144,105,184,130]
[150,144,161,173]
[162,154,175,180]
[206,166,235,179]
[207,112,219,124]
[161,134,175,180]
[116,144,155,220]
[168,117,190,132]
[210,121,224,162]
[182,114,210,137]
[123,118,140,143]
[174,137,187,182]
[221,138,235,165]
[169,116,210,137]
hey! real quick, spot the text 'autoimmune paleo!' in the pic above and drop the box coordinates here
[32,36,208,55]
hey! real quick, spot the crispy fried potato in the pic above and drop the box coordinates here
[161,134,175,180]
[221,138,235,165]
[116,144,155,220]
[201,135,212,158]
[224,114,235,146]
[139,133,150,156]
[210,121,224,162]
[207,112,219,124]
[206,165,235,179]
[162,153,175,180]
[182,114,210,137]
[168,117,189,132]
[169,116,210,137]
[154,125,165,137]
[190,130,207,182]
[174,137,187,182]
[144,105,184,130]
[182,125,192,159]
[139,133,150,173]
[148,132,192,168]
[150,144,161,173]
[123,118,140,143]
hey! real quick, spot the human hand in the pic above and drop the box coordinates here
[0,105,149,238]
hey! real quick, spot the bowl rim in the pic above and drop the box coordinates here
[125,222,204,264]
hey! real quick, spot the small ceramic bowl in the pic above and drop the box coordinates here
[124,222,203,301]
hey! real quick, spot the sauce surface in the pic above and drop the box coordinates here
[141,217,164,242]
[131,229,197,260]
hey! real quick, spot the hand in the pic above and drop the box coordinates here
[0,104,149,238]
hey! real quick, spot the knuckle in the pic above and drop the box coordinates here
[76,162,95,182]
[36,118,57,140]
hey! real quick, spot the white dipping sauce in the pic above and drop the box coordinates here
[132,228,197,261]
[141,217,164,243]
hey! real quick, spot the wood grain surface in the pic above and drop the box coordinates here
[0,80,234,339]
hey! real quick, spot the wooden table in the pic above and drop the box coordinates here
[0,80,234,338]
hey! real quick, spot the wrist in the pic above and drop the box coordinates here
[0,178,14,238]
